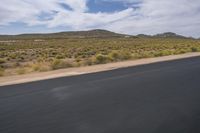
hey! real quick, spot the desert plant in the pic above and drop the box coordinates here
[16,68,26,75]
[119,51,132,60]
[51,59,72,70]
[56,54,65,59]
[31,63,51,72]
[83,58,93,66]
[191,47,198,52]
[0,67,4,76]
[108,51,120,61]
[0,58,6,64]
[154,50,172,57]
[94,54,108,64]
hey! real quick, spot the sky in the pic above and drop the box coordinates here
[0,0,200,37]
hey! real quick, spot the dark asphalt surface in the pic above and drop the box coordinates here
[1,57,200,133]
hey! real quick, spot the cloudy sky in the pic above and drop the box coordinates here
[0,0,200,37]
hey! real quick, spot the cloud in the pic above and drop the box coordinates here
[0,0,200,37]
[0,0,88,25]
[102,0,200,37]
[47,8,134,29]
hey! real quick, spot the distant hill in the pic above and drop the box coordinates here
[136,34,152,38]
[0,29,128,40]
[153,32,189,39]
[0,30,195,40]
[136,32,193,39]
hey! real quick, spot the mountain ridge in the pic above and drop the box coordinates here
[137,32,194,39]
[0,29,127,39]
[0,29,195,40]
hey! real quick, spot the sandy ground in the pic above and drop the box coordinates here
[0,52,200,86]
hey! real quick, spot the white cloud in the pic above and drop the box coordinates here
[0,0,200,37]
[0,0,88,25]
[47,8,134,29]
[102,0,200,37]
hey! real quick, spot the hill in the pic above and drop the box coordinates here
[136,34,152,38]
[153,32,189,39]
[136,32,194,39]
[0,30,194,40]
[0,29,128,40]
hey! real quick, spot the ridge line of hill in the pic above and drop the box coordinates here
[0,29,196,39]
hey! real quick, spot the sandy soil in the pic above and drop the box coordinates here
[0,52,200,86]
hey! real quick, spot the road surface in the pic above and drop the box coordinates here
[0,56,200,133]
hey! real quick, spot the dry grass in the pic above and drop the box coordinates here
[0,37,200,76]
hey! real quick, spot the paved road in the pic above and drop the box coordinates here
[0,57,200,133]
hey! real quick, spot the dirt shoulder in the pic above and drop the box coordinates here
[1,52,200,86]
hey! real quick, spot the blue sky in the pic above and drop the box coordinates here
[0,0,200,37]
[88,1,128,13]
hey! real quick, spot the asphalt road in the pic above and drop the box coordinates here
[1,57,200,133]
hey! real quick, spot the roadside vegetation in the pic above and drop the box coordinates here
[0,37,200,76]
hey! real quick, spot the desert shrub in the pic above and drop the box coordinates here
[31,63,51,72]
[77,58,94,66]
[137,52,152,58]
[12,62,21,67]
[161,50,172,56]
[18,56,25,61]
[51,59,72,70]
[154,52,164,57]
[9,53,17,59]
[0,67,4,76]
[108,51,120,61]
[191,47,198,52]
[94,54,108,64]
[0,58,6,64]
[174,49,187,54]
[16,68,26,75]
[56,54,65,59]
[108,51,132,61]
[32,64,40,71]
[119,51,132,60]
[154,50,172,57]
[83,58,93,66]
[75,58,81,63]
[37,57,45,62]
